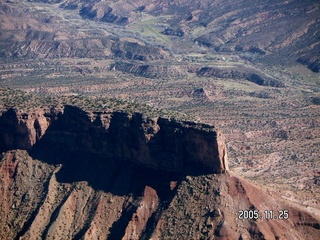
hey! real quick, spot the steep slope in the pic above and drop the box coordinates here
[0,149,319,239]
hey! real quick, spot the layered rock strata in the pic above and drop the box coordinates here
[0,105,228,173]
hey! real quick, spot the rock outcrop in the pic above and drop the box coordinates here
[79,3,129,25]
[196,66,284,87]
[0,105,228,174]
[0,108,51,150]
[111,40,170,62]
[297,57,320,73]
[111,62,187,79]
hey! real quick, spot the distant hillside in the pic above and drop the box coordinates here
[1,0,319,71]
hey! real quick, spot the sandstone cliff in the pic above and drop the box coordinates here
[0,105,228,174]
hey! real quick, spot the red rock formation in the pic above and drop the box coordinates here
[122,186,159,239]
[0,109,51,150]
[0,105,228,173]
[152,173,320,239]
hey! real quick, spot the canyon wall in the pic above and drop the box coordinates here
[0,105,228,174]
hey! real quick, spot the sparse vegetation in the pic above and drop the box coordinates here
[0,88,194,121]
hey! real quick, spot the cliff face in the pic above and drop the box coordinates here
[0,105,228,174]
[0,108,51,150]
[111,62,187,79]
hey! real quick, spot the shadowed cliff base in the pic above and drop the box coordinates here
[31,150,186,197]
[39,152,184,240]
[30,145,192,240]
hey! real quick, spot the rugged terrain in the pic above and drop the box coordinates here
[1,149,319,239]
[0,0,320,239]
[0,98,319,239]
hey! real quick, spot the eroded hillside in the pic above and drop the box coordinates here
[1,148,319,239]
[1,0,319,70]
